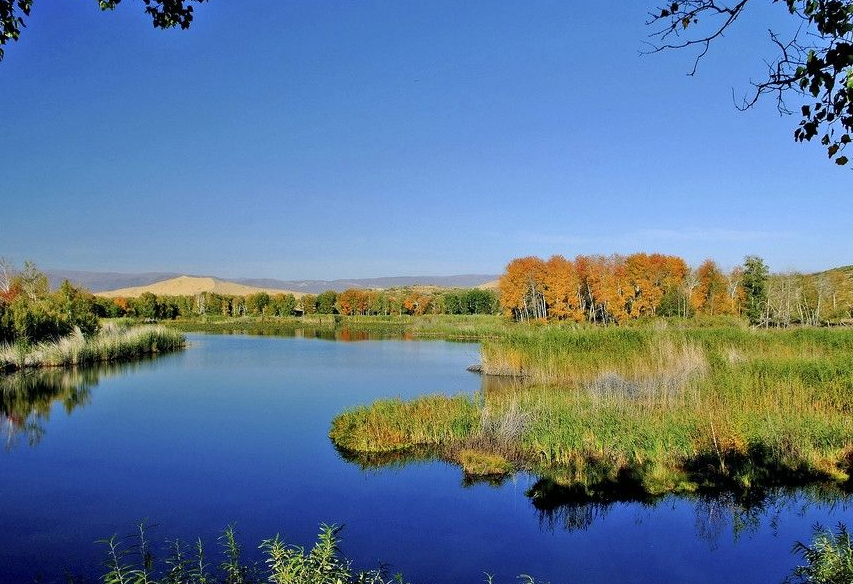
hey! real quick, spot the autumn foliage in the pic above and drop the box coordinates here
[499,253,743,323]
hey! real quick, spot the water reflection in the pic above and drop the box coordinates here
[0,362,151,451]
[293,327,401,342]
[0,369,96,450]
[529,477,851,542]
[338,374,853,545]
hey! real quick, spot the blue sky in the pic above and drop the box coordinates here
[0,1,849,279]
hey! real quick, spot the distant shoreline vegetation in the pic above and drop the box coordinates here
[91,286,501,321]
[498,254,853,327]
[0,261,185,373]
[78,254,852,330]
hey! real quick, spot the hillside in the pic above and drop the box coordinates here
[237,274,500,293]
[816,265,853,279]
[48,270,500,293]
[96,276,304,299]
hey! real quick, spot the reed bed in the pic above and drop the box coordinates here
[331,325,853,496]
[0,323,186,372]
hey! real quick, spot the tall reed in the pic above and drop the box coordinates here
[0,323,186,372]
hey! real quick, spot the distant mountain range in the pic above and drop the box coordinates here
[46,270,500,294]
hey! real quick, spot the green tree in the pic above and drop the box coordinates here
[301,293,317,315]
[316,290,337,314]
[465,288,499,314]
[0,300,13,343]
[742,255,770,325]
[269,293,296,317]
[1,0,208,62]
[132,292,159,320]
[245,292,271,316]
[15,260,49,301]
[54,279,98,335]
[93,296,123,318]
[649,0,853,166]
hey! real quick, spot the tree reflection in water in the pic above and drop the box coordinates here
[527,477,852,549]
[0,368,98,449]
[0,361,148,451]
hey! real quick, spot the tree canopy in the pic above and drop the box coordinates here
[648,0,853,166]
[0,0,207,62]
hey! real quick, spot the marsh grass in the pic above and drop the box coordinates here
[0,323,185,372]
[331,325,853,496]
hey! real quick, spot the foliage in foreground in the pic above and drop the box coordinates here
[649,0,853,167]
[98,523,401,584]
[792,523,853,584]
[95,520,853,584]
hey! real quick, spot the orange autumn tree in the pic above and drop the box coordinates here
[499,256,548,321]
[578,254,631,324]
[625,253,689,317]
[500,252,697,323]
[692,260,733,316]
[402,292,433,315]
[498,252,751,323]
[336,289,361,316]
[543,255,584,321]
[113,297,130,314]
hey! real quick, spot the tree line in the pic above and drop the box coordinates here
[3,257,849,346]
[102,286,499,319]
[499,253,853,326]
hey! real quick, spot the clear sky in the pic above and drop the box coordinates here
[0,1,849,280]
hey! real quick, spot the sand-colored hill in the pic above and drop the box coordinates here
[96,275,304,298]
[477,279,500,290]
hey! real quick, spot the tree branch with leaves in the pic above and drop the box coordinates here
[647,0,853,166]
[0,0,207,62]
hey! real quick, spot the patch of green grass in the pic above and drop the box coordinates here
[329,394,479,453]
[331,325,853,497]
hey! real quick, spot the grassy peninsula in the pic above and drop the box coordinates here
[331,322,853,497]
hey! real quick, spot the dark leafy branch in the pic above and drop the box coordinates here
[0,0,207,62]
[647,0,853,166]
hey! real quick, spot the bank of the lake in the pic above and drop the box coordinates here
[0,324,186,372]
[330,324,853,497]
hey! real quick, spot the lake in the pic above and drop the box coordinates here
[0,333,850,583]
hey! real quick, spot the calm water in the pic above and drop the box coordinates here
[0,334,851,583]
